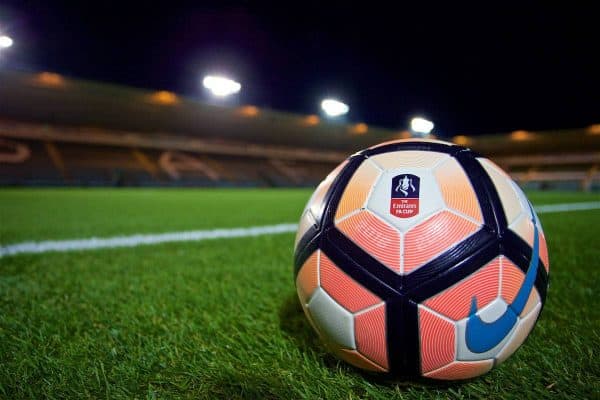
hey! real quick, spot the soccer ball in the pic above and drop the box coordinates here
[294,139,549,380]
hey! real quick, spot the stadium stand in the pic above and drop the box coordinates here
[1,71,599,189]
[0,138,63,185]
[495,154,600,191]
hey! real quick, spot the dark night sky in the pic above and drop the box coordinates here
[1,1,598,135]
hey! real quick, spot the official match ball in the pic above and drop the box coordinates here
[293,139,549,380]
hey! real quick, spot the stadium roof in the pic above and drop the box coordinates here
[0,70,397,152]
[1,70,598,156]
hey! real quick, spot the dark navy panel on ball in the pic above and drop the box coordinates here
[360,141,463,158]
[454,149,507,235]
[502,230,549,305]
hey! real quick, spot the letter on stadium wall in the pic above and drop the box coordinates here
[158,151,220,181]
[0,138,31,163]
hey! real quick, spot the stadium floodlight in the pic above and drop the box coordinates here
[202,75,241,97]
[0,35,13,49]
[410,117,434,135]
[321,98,349,117]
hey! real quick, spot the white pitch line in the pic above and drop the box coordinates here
[0,223,298,258]
[0,201,599,258]
[534,201,600,214]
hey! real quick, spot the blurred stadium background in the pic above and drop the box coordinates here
[2,70,599,191]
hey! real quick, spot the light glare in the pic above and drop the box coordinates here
[35,72,65,87]
[321,99,349,117]
[510,130,533,141]
[453,135,470,146]
[151,90,179,105]
[202,75,241,97]
[303,115,320,126]
[0,35,13,49]
[410,117,434,134]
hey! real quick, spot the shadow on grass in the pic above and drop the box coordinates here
[278,292,320,351]
[278,291,470,390]
[205,370,293,400]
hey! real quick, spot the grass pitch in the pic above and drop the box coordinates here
[0,188,599,399]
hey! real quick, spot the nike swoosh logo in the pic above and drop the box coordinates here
[465,203,540,353]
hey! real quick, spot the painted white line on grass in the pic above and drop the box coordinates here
[0,223,298,258]
[0,201,599,258]
[534,201,600,214]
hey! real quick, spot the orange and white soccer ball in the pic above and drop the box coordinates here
[293,139,549,380]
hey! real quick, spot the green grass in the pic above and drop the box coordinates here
[0,188,599,399]
[0,188,309,244]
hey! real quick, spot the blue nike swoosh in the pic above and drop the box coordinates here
[465,203,540,353]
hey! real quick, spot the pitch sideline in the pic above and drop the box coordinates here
[1,201,599,258]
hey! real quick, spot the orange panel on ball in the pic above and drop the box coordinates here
[419,307,456,373]
[435,159,483,223]
[336,210,401,273]
[369,150,449,170]
[319,252,381,313]
[500,257,524,304]
[335,160,381,220]
[424,360,493,380]
[296,251,319,306]
[355,304,388,369]
[404,211,480,274]
[423,258,500,321]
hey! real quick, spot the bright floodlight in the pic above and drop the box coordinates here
[202,75,241,97]
[410,117,434,134]
[321,99,349,117]
[0,35,13,49]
